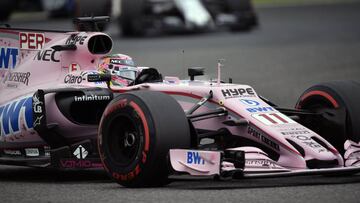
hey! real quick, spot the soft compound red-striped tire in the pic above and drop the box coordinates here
[98,90,191,187]
[296,81,360,155]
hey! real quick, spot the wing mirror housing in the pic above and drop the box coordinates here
[188,67,205,81]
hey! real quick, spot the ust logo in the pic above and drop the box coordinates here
[187,151,205,165]
[240,99,260,106]
[0,47,18,69]
[0,97,33,137]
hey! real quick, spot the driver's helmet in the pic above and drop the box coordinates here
[98,54,138,86]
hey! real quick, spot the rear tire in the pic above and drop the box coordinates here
[98,91,191,187]
[296,81,360,155]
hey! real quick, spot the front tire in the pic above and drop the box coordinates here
[98,91,191,187]
[296,81,360,155]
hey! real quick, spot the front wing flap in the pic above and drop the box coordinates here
[169,148,360,178]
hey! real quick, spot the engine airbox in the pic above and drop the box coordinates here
[87,34,112,54]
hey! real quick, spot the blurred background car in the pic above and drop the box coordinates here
[0,0,257,36]
[119,0,258,36]
[0,0,111,20]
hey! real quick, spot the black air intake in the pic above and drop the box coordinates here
[55,88,113,125]
[88,34,112,54]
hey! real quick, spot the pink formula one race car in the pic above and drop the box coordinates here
[1,17,360,187]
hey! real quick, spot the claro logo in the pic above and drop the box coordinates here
[64,74,85,84]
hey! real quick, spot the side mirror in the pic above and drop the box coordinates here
[87,74,111,82]
[188,67,205,81]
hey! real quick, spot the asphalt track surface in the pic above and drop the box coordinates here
[1,2,360,203]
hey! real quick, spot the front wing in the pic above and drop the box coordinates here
[169,148,360,179]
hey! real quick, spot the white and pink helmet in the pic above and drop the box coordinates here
[98,54,138,86]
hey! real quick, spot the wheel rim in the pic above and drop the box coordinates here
[107,111,143,167]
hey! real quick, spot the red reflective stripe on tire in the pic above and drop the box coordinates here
[129,101,150,151]
[300,90,339,108]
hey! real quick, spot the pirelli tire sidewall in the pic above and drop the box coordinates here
[296,81,360,154]
[98,91,190,187]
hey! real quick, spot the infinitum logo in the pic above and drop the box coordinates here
[74,95,111,102]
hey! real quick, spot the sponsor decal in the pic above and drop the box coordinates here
[109,58,135,66]
[4,72,31,85]
[33,115,44,127]
[64,71,105,85]
[32,94,45,128]
[44,146,51,157]
[252,112,296,125]
[73,145,88,159]
[74,95,111,102]
[246,106,274,113]
[110,59,124,64]
[291,135,327,152]
[187,151,205,165]
[25,148,40,157]
[248,126,280,151]
[64,72,86,84]
[0,97,33,137]
[0,47,18,69]
[65,34,87,45]
[69,63,80,73]
[246,159,282,168]
[19,32,45,50]
[221,88,255,99]
[240,99,260,106]
[33,49,59,62]
[6,83,18,89]
[280,128,311,136]
[32,94,43,114]
[3,149,21,156]
[60,159,103,168]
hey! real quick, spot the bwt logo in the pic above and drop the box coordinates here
[246,106,274,113]
[187,151,205,165]
[0,47,18,69]
[240,99,260,106]
[0,97,33,137]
